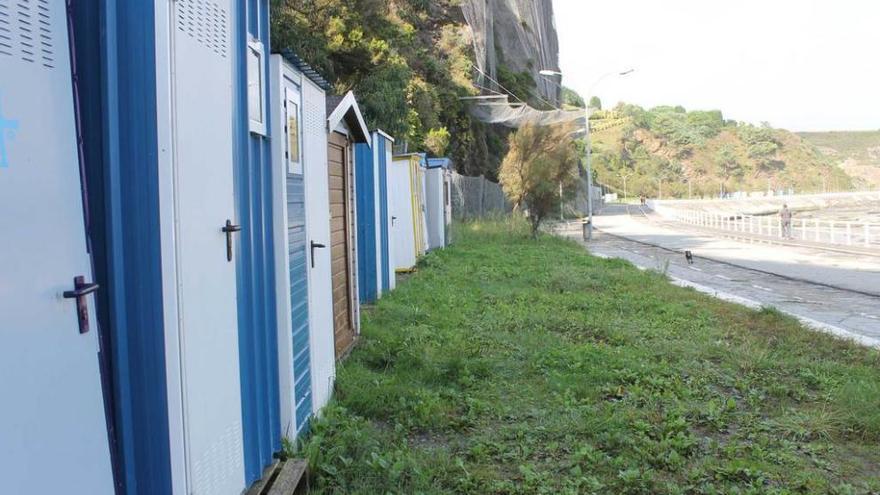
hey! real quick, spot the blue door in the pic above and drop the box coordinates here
[355,142,378,303]
[378,136,392,292]
[234,0,281,485]
[282,84,313,436]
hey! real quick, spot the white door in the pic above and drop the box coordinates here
[385,144,396,290]
[391,159,416,270]
[0,2,114,492]
[301,79,337,413]
[170,1,244,493]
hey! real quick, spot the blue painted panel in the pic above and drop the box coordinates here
[286,172,312,438]
[378,137,391,292]
[235,0,281,486]
[355,142,378,302]
[74,1,173,493]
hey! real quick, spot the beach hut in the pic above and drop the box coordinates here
[375,132,398,293]
[355,130,397,303]
[326,93,370,358]
[268,52,338,441]
[15,1,284,493]
[390,154,429,271]
[425,158,454,249]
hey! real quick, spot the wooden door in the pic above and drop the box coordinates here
[328,132,355,358]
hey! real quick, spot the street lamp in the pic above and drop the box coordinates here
[540,68,635,240]
[619,170,634,203]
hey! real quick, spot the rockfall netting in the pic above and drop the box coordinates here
[461,0,576,128]
[468,99,586,128]
[461,0,560,102]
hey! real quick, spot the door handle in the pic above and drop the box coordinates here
[222,220,242,262]
[391,216,397,226]
[62,275,99,334]
[310,241,326,268]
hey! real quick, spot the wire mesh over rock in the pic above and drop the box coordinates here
[461,0,560,104]
[461,0,580,128]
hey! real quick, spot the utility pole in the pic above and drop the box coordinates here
[559,181,564,220]
[620,171,633,203]
[540,68,635,241]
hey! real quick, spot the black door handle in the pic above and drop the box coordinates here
[222,220,242,262]
[62,275,99,334]
[391,216,397,226]
[310,241,326,268]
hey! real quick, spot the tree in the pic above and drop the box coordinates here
[588,96,602,111]
[561,86,585,108]
[499,124,580,237]
[425,127,451,156]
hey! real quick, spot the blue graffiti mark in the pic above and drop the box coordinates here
[0,97,19,169]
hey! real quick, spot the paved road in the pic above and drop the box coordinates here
[557,205,880,347]
[594,205,880,296]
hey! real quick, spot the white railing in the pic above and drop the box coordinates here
[670,210,879,250]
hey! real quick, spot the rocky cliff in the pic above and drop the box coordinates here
[462,0,561,105]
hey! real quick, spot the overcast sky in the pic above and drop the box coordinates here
[552,0,880,132]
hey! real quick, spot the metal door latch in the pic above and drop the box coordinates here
[63,276,99,334]
[310,241,326,268]
[222,220,242,262]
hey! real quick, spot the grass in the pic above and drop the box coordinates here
[296,219,880,494]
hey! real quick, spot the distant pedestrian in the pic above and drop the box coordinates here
[780,204,792,238]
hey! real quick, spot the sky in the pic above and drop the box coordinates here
[552,0,880,132]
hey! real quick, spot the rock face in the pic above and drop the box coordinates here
[461,0,560,104]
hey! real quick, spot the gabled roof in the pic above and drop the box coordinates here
[372,129,395,143]
[327,91,370,144]
[276,49,332,91]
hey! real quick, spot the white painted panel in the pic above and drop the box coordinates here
[0,1,114,491]
[169,1,244,493]
[154,2,187,492]
[390,158,416,270]
[419,166,429,253]
[372,133,383,296]
[269,55,294,438]
[302,78,336,413]
[386,146,396,290]
[425,168,446,250]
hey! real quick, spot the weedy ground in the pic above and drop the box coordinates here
[295,219,880,494]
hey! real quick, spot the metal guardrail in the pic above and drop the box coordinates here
[671,210,879,249]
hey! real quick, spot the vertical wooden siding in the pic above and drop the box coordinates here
[328,132,356,358]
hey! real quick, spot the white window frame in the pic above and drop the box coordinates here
[285,87,303,175]
[247,37,267,136]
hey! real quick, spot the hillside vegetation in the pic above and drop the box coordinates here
[271,0,547,179]
[590,104,854,199]
[799,131,880,189]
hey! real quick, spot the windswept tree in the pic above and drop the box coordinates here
[499,123,580,237]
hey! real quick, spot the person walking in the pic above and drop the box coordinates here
[780,204,793,238]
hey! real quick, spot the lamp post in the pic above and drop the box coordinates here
[540,68,634,240]
[620,171,634,203]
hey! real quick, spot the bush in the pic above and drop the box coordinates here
[498,123,580,236]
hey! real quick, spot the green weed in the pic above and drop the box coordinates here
[299,219,880,493]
